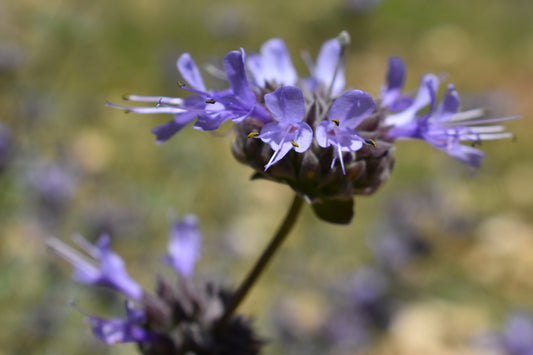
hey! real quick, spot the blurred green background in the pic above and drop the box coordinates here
[1,0,532,354]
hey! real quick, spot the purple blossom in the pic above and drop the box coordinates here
[164,214,202,278]
[315,90,376,174]
[304,35,346,97]
[499,312,533,355]
[477,312,533,355]
[89,302,152,344]
[247,38,297,88]
[388,83,517,167]
[258,86,313,171]
[106,51,270,142]
[47,234,143,301]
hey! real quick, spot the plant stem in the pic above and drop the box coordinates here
[216,194,304,328]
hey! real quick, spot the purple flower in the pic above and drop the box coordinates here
[304,35,347,97]
[477,312,533,355]
[107,51,270,142]
[258,86,313,171]
[0,123,13,172]
[47,234,143,301]
[247,38,298,88]
[164,214,202,278]
[315,90,376,174]
[499,312,533,355]
[388,83,517,167]
[89,302,152,344]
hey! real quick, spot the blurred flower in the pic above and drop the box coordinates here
[48,234,143,300]
[26,159,78,227]
[345,0,383,13]
[49,214,263,355]
[498,312,533,355]
[324,268,398,351]
[163,213,202,278]
[475,312,533,355]
[0,123,13,172]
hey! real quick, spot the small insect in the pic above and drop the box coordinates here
[364,138,377,147]
[247,132,259,138]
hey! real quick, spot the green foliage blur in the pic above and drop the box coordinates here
[1,0,532,354]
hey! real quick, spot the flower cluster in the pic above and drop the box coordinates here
[108,31,516,223]
[47,215,263,355]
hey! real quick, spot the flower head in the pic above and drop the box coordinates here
[50,216,263,354]
[106,34,516,223]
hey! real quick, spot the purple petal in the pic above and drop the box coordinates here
[385,74,439,126]
[433,84,460,122]
[50,235,143,301]
[95,235,144,300]
[223,50,256,105]
[293,123,313,153]
[90,304,151,344]
[328,90,376,129]
[385,56,405,91]
[264,141,294,171]
[446,143,485,168]
[315,38,345,97]
[264,86,305,124]
[315,121,331,148]
[177,53,206,91]
[381,56,406,107]
[165,214,202,278]
[502,313,533,354]
[151,111,197,144]
[247,38,297,86]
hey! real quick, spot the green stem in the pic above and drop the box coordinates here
[216,194,304,327]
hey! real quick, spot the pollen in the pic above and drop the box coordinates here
[247,132,259,138]
[365,138,377,147]
[331,119,340,126]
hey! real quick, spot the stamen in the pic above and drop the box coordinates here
[364,138,377,147]
[122,93,131,101]
[177,80,185,88]
[205,99,216,104]
[331,119,340,126]
[290,140,299,147]
[247,132,259,138]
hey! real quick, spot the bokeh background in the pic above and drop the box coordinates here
[1,0,532,354]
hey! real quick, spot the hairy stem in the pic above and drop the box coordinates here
[216,194,304,328]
